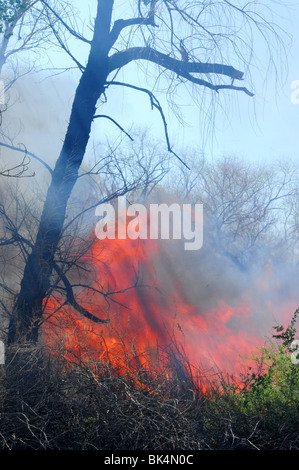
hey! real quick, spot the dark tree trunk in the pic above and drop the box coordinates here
[6,0,255,344]
[8,0,115,343]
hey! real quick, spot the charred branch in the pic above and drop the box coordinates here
[52,263,110,325]
[108,46,246,82]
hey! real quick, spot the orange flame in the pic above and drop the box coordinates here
[43,216,297,391]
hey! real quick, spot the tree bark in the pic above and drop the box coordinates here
[8,0,115,343]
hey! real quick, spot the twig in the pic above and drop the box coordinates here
[93,114,134,141]
[105,80,190,170]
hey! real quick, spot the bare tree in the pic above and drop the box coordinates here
[167,154,298,269]
[6,0,287,343]
[0,1,62,75]
[0,1,70,177]
[0,132,168,340]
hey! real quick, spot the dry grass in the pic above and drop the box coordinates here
[0,337,298,450]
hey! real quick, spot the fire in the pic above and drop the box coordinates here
[43,217,297,391]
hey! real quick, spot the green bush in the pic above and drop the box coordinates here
[241,309,299,407]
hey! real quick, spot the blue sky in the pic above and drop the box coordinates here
[13,1,299,168]
[88,1,299,165]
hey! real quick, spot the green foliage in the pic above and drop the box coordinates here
[0,0,29,33]
[200,313,299,449]
[238,309,299,414]
[273,307,299,350]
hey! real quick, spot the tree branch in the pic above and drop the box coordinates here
[105,80,190,169]
[109,15,158,49]
[109,46,245,80]
[182,71,254,97]
[52,262,110,324]
[93,114,134,141]
[0,141,53,175]
[41,0,91,44]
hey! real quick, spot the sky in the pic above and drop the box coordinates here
[4,0,299,169]
[84,0,299,166]
[128,1,299,165]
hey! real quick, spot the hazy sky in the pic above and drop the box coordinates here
[86,1,299,165]
[10,1,299,168]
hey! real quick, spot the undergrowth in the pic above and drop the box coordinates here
[0,310,298,450]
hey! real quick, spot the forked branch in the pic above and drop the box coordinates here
[53,263,110,324]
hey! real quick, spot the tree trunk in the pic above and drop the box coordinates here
[8,0,114,343]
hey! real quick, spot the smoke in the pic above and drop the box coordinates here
[102,191,299,373]
[1,72,77,174]
[0,71,78,325]
[152,214,298,332]
[45,189,298,377]
[0,70,297,376]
